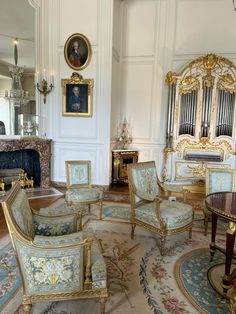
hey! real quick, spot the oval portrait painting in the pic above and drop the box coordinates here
[64,33,92,71]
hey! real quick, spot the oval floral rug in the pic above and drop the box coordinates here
[175,248,229,314]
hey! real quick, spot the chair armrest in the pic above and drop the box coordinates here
[33,211,77,236]
[154,196,166,229]
[158,181,184,193]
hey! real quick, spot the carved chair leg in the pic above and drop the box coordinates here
[99,200,103,220]
[100,297,107,314]
[160,235,166,256]
[131,223,136,239]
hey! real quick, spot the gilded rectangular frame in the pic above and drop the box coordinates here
[65,160,92,189]
[62,72,93,117]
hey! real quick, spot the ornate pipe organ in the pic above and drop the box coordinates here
[163,54,236,183]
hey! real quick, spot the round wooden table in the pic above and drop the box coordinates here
[205,191,236,294]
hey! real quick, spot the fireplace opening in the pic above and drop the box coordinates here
[0,149,41,187]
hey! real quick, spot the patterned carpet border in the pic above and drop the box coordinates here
[175,247,229,314]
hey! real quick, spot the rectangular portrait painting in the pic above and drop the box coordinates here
[62,73,93,117]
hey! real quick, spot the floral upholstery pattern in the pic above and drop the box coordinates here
[14,236,83,294]
[10,189,35,239]
[135,200,193,230]
[1,183,108,311]
[33,213,77,236]
[33,232,84,245]
[131,166,159,199]
[65,187,101,202]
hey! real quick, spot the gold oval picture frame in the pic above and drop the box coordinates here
[64,33,92,71]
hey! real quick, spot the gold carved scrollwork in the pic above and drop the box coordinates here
[217,73,236,93]
[175,137,234,156]
[162,148,174,182]
[165,71,178,85]
[203,71,215,88]
[187,162,207,178]
[179,74,200,95]
[202,54,219,70]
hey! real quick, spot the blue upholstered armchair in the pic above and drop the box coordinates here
[204,168,236,235]
[65,160,103,220]
[1,183,108,314]
[127,161,194,255]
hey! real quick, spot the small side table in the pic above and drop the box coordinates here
[112,149,138,184]
[205,191,236,295]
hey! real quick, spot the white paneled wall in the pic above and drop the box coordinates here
[35,0,236,185]
[38,0,113,185]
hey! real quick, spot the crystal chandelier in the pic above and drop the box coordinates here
[5,38,30,107]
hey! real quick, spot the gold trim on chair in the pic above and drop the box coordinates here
[1,183,108,314]
[127,161,194,256]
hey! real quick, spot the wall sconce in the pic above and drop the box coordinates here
[35,70,54,104]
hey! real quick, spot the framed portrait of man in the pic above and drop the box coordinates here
[62,72,93,117]
[64,33,92,71]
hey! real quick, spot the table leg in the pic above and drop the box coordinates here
[222,222,236,294]
[210,213,218,262]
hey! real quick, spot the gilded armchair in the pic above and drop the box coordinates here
[204,168,236,235]
[1,183,108,313]
[65,160,103,219]
[127,161,194,255]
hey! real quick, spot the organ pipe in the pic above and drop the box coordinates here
[216,90,235,137]
[179,90,197,136]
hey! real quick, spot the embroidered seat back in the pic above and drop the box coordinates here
[129,161,159,204]
[65,160,91,188]
[9,188,35,239]
[206,168,236,194]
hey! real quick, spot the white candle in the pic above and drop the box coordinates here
[50,73,54,85]
[43,69,46,80]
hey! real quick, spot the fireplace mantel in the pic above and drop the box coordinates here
[0,138,52,188]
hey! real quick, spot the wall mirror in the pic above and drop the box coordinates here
[0,0,36,137]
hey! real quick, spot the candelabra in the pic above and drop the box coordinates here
[36,79,53,104]
[115,118,133,149]
[35,71,54,104]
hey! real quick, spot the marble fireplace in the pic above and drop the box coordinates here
[0,138,51,188]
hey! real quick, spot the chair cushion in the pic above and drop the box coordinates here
[65,187,101,202]
[11,189,34,239]
[135,200,193,230]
